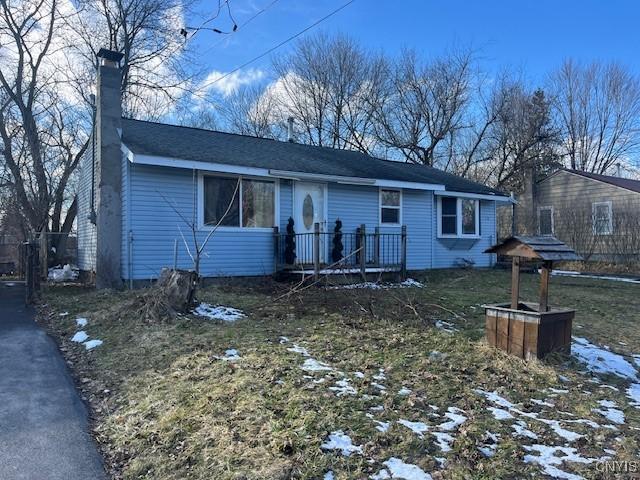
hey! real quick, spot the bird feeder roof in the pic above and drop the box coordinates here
[485,236,582,261]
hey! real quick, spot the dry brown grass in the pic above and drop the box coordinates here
[40,269,640,479]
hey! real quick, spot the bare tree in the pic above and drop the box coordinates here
[218,84,283,139]
[549,59,640,174]
[370,48,473,166]
[270,32,384,153]
[483,86,560,191]
[0,0,194,263]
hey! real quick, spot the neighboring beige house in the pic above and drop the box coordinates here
[515,169,640,264]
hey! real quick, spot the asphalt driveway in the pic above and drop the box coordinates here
[0,281,106,480]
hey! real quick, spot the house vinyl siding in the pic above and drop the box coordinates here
[536,171,640,213]
[118,163,499,280]
[279,180,293,230]
[77,135,97,272]
[432,199,496,268]
[125,164,274,280]
[530,170,640,261]
[402,189,432,269]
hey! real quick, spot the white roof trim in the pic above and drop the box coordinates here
[435,190,512,202]
[268,169,445,190]
[126,150,448,191]
[129,152,272,177]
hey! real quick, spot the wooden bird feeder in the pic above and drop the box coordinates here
[483,236,582,360]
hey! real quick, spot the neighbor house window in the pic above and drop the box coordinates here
[538,206,554,236]
[592,201,612,235]
[437,196,479,237]
[380,189,401,224]
[203,175,275,228]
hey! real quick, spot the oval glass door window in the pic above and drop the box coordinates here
[303,194,314,229]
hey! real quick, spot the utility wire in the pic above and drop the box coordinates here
[196,0,356,95]
[199,0,282,57]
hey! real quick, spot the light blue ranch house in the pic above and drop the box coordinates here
[78,49,512,289]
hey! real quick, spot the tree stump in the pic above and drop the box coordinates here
[157,268,198,313]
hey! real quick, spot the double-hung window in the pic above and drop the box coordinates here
[380,189,401,225]
[437,196,479,237]
[203,175,275,228]
[592,201,613,235]
[538,206,554,236]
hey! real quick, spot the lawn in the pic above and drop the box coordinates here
[40,269,640,479]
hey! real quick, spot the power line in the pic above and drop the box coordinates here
[197,0,356,95]
[199,0,282,57]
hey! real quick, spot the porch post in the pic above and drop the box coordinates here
[313,223,320,281]
[539,260,552,312]
[39,230,47,279]
[374,226,380,267]
[273,226,280,276]
[511,257,520,309]
[359,224,367,280]
[400,225,407,280]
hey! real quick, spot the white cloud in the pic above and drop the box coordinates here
[199,68,266,97]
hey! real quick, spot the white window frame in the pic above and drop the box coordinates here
[197,172,279,232]
[379,188,402,226]
[537,206,554,236]
[436,196,480,238]
[592,201,613,236]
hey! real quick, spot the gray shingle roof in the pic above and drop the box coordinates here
[485,236,582,261]
[121,118,507,197]
[564,169,640,194]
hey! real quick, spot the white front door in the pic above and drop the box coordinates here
[294,182,326,264]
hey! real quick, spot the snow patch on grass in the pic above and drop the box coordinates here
[397,419,429,438]
[474,389,515,409]
[523,444,610,480]
[193,303,246,322]
[75,317,88,327]
[437,407,467,431]
[219,349,240,361]
[329,378,357,396]
[434,320,458,333]
[572,337,637,380]
[626,383,640,408]
[478,431,500,458]
[301,358,332,372]
[431,431,454,452]
[531,399,554,407]
[550,269,640,284]
[287,344,310,356]
[488,407,514,420]
[370,457,432,480]
[321,430,363,456]
[84,339,103,350]
[366,413,390,432]
[592,400,625,424]
[512,421,538,440]
[397,387,412,396]
[328,279,423,291]
[71,331,88,343]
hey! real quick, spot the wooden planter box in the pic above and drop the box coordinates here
[484,302,574,360]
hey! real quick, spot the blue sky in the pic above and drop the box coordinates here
[190,0,640,94]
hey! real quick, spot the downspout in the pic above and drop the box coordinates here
[127,160,133,289]
[89,95,97,224]
[430,192,434,269]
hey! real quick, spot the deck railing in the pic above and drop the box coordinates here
[274,223,407,280]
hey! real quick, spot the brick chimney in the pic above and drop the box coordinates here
[95,48,123,289]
